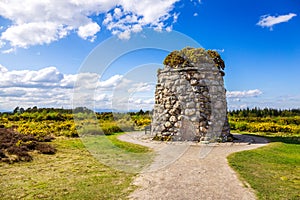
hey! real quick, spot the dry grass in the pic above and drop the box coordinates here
[0,137,145,199]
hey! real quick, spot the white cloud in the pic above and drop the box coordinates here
[0,0,189,51]
[211,48,225,53]
[77,22,101,42]
[128,82,155,93]
[74,73,100,90]
[257,13,297,30]
[227,89,263,98]
[94,93,111,102]
[0,88,26,97]
[60,74,77,88]
[1,22,70,48]
[128,97,155,110]
[0,65,76,109]
[118,30,131,40]
[0,66,66,88]
[31,67,64,83]
[132,24,143,33]
[113,7,123,19]
[98,75,123,89]
[166,26,173,32]
[0,0,109,49]
[193,13,198,17]
[1,48,14,54]
[0,64,8,73]
[227,94,300,110]
[0,65,128,110]
[173,13,179,23]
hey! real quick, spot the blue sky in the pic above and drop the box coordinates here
[0,0,299,111]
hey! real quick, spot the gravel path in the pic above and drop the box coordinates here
[118,132,269,200]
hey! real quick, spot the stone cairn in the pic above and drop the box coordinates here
[151,47,231,142]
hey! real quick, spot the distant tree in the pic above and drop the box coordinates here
[19,108,25,114]
[32,106,38,113]
[138,109,145,115]
[74,107,93,114]
[228,108,300,118]
[13,106,20,114]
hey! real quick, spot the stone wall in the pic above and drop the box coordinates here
[151,48,231,141]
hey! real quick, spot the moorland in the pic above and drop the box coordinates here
[0,107,299,199]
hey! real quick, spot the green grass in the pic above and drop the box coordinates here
[0,134,152,199]
[228,134,300,200]
[107,132,150,153]
[81,133,154,173]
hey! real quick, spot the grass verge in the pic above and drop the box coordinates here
[228,134,300,200]
[81,132,154,173]
[0,133,152,199]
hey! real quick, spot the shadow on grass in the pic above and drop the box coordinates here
[235,132,300,145]
[267,136,300,144]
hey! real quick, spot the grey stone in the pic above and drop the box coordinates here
[165,103,172,109]
[186,102,195,108]
[185,109,196,116]
[191,117,198,122]
[190,79,198,86]
[174,122,180,128]
[169,116,177,123]
[164,122,172,128]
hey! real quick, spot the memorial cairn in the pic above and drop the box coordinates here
[151,47,232,142]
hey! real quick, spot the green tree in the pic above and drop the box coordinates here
[13,106,20,114]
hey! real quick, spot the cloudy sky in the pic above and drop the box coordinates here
[0,0,299,111]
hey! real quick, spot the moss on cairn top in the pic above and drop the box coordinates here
[163,47,225,75]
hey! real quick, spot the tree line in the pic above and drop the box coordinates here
[228,107,300,118]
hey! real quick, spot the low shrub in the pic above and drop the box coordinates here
[36,143,56,154]
[0,128,56,163]
[230,120,300,135]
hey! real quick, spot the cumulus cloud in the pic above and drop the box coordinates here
[0,65,154,110]
[98,75,123,89]
[226,89,263,98]
[111,96,155,111]
[0,64,8,73]
[0,65,93,109]
[0,88,27,97]
[77,22,101,42]
[128,97,155,110]
[0,66,65,88]
[1,22,69,48]
[257,13,297,30]
[0,0,187,51]
[128,82,155,93]
[31,67,64,83]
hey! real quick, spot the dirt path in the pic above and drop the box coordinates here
[119,132,269,200]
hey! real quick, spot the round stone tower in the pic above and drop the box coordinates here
[151,47,231,141]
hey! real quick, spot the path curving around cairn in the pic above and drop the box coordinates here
[118,132,269,200]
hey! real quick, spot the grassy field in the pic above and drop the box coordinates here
[0,134,153,199]
[228,135,300,200]
[1,108,299,199]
